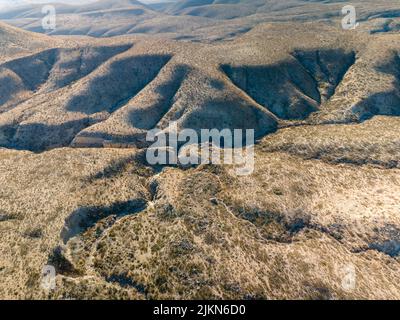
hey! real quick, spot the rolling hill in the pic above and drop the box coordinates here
[0,0,400,39]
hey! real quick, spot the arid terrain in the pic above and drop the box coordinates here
[0,0,399,300]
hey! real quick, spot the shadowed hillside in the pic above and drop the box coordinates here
[0,20,399,151]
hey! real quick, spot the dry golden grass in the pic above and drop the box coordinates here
[262,116,400,168]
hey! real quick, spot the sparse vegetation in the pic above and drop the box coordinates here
[0,0,399,300]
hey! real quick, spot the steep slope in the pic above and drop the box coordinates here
[0,4,400,301]
[0,24,280,151]
[0,0,161,37]
[0,45,132,112]
[0,21,55,59]
[222,49,356,119]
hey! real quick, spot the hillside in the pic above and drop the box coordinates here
[0,21,58,60]
[0,21,399,152]
[0,0,400,39]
